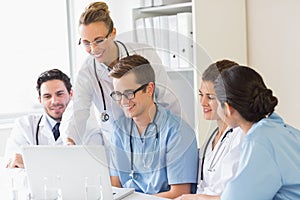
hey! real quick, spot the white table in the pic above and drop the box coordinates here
[123,192,169,200]
[0,168,168,200]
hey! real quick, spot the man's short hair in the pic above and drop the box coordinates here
[109,54,155,85]
[36,69,72,96]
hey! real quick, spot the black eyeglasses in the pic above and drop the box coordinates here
[78,31,111,48]
[110,83,149,101]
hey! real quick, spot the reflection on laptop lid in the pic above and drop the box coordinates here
[22,145,134,200]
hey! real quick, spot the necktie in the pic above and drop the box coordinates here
[52,123,60,141]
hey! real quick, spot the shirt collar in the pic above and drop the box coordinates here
[44,113,58,129]
[248,112,283,135]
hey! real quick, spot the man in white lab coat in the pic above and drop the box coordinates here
[4,69,103,168]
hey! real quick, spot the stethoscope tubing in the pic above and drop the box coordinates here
[200,127,233,180]
[93,40,129,122]
[35,115,43,145]
[200,127,218,180]
[129,104,159,178]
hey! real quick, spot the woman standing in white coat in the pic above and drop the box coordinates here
[61,2,181,145]
[175,60,245,199]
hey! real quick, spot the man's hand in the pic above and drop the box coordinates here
[6,153,24,168]
[65,137,76,145]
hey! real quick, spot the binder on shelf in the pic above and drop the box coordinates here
[152,16,161,48]
[176,12,193,68]
[140,0,153,8]
[144,17,155,47]
[135,18,148,44]
[167,15,179,69]
[153,16,170,67]
[153,0,163,6]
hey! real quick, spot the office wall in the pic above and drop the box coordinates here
[247,0,300,129]
[109,0,139,40]
[0,128,11,159]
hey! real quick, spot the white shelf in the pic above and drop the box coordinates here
[133,0,247,146]
[132,1,196,132]
[135,2,192,15]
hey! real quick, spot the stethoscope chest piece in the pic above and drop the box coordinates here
[129,170,134,179]
[101,111,109,122]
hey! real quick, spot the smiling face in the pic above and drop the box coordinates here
[39,79,72,121]
[112,72,154,120]
[199,80,220,121]
[79,21,117,66]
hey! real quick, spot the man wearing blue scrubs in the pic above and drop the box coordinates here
[109,54,198,199]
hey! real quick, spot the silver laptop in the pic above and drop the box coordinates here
[22,145,134,200]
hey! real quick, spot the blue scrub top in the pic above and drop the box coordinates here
[221,113,300,200]
[110,105,198,194]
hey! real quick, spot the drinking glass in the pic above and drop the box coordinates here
[84,176,103,200]
[43,176,62,200]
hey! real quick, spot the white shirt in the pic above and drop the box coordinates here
[61,41,182,145]
[197,127,245,195]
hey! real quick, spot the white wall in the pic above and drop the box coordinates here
[109,0,139,40]
[0,128,11,158]
[247,0,300,129]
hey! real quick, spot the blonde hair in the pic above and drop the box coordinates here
[79,2,113,33]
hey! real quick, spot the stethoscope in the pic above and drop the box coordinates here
[199,127,233,180]
[129,104,159,179]
[35,115,60,145]
[93,40,129,122]
[35,115,43,145]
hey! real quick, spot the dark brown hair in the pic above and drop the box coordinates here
[202,59,238,82]
[36,69,72,96]
[215,66,278,122]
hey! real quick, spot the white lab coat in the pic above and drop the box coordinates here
[197,127,245,195]
[60,41,182,145]
[4,114,62,161]
[5,112,103,163]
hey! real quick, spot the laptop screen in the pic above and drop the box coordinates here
[22,145,113,200]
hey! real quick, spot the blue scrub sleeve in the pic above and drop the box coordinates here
[221,140,281,200]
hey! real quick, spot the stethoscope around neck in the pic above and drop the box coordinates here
[199,127,233,180]
[129,104,159,179]
[35,115,60,145]
[35,115,43,145]
[93,40,129,122]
